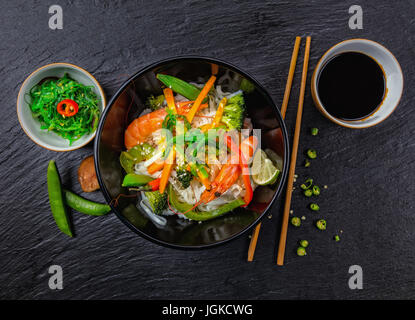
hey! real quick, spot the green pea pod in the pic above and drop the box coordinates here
[122,174,153,187]
[167,185,245,221]
[47,160,73,237]
[63,190,111,216]
[156,74,201,100]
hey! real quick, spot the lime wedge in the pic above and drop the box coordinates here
[252,149,280,185]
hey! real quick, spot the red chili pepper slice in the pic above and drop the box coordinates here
[148,178,161,191]
[57,99,79,117]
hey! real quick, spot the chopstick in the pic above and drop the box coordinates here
[247,36,302,262]
[277,36,311,266]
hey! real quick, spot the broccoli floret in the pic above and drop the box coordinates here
[176,166,193,189]
[240,78,255,93]
[146,94,165,111]
[145,191,167,215]
[221,93,245,130]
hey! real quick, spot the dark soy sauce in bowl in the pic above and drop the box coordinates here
[317,51,385,120]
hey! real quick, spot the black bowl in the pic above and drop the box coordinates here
[94,56,289,249]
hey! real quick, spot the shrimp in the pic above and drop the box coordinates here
[124,108,167,149]
[199,136,257,205]
[124,103,209,149]
[199,156,241,204]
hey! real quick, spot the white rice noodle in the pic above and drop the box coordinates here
[134,161,161,179]
[169,173,206,205]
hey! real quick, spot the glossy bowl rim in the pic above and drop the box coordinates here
[16,62,107,152]
[94,55,289,249]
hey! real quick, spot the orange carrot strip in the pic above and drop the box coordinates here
[148,161,165,174]
[176,100,194,107]
[163,88,177,114]
[186,76,216,123]
[159,148,176,194]
[197,170,211,190]
[210,97,227,130]
[177,102,208,115]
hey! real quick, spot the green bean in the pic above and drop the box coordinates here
[47,161,72,237]
[63,190,111,216]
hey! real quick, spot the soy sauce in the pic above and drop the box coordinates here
[317,51,385,120]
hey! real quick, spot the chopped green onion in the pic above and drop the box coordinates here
[310,203,320,211]
[297,247,307,256]
[316,219,326,230]
[311,128,319,136]
[307,149,317,159]
[300,178,313,190]
[304,189,313,197]
[334,235,340,242]
[312,185,320,196]
[299,240,309,248]
[291,217,301,227]
[304,159,311,167]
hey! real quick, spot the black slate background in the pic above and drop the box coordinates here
[1,0,414,300]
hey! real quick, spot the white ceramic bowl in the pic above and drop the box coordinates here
[17,63,106,151]
[311,39,403,128]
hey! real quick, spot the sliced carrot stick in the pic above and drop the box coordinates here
[197,170,211,190]
[199,123,211,132]
[177,102,208,115]
[176,100,194,108]
[159,148,176,194]
[186,76,216,123]
[210,97,227,130]
[148,160,165,174]
[163,88,177,114]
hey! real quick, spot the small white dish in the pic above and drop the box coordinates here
[17,63,106,151]
[311,39,403,128]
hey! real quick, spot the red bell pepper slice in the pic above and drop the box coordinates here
[148,178,161,191]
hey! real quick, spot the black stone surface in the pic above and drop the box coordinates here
[1,0,414,299]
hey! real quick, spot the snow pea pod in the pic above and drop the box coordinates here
[156,74,201,100]
[47,160,73,237]
[122,174,153,187]
[63,190,111,216]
